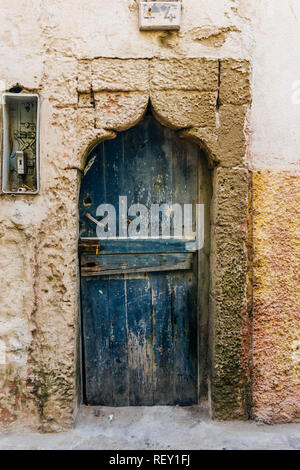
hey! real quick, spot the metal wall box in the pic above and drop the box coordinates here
[139,2,181,31]
[2,93,40,194]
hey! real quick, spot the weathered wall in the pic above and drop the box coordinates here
[0,0,299,430]
[251,172,300,423]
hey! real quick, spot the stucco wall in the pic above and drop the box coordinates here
[0,0,299,430]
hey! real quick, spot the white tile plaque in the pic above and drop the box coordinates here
[139,2,181,31]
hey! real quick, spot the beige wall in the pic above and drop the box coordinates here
[0,0,299,430]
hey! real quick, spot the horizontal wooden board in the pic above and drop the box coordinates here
[81,252,194,276]
[79,237,197,254]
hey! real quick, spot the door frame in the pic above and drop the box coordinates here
[74,58,250,420]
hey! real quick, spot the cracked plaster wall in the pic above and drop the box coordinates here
[0,0,299,430]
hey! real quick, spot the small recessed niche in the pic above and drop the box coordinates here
[2,93,40,194]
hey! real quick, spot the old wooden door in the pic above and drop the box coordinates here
[79,116,200,406]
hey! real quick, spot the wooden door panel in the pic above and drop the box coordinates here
[80,116,199,406]
[81,269,197,406]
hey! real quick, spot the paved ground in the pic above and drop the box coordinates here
[0,406,300,450]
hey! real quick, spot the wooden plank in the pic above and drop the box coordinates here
[108,277,129,406]
[81,253,193,276]
[149,119,173,209]
[104,134,124,226]
[79,143,106,238]
[79,237,197,254]
[82,265,192,276]
[151,272,175,404]
[173,271,198,405]
[81,277,112,405]
[126,276,154,405]
[123,118,151,209]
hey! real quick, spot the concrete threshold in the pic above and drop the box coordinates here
[0,405,300,450]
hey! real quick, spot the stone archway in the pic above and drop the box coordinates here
[78,109,213,407]
[73,58,251,421]
[0,57,250,432]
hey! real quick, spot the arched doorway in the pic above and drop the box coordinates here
[78,114,211,406]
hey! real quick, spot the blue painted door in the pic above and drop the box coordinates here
[79,116,199,406]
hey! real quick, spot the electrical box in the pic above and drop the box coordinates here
[2,93,40,194]
[139,2,181,31]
